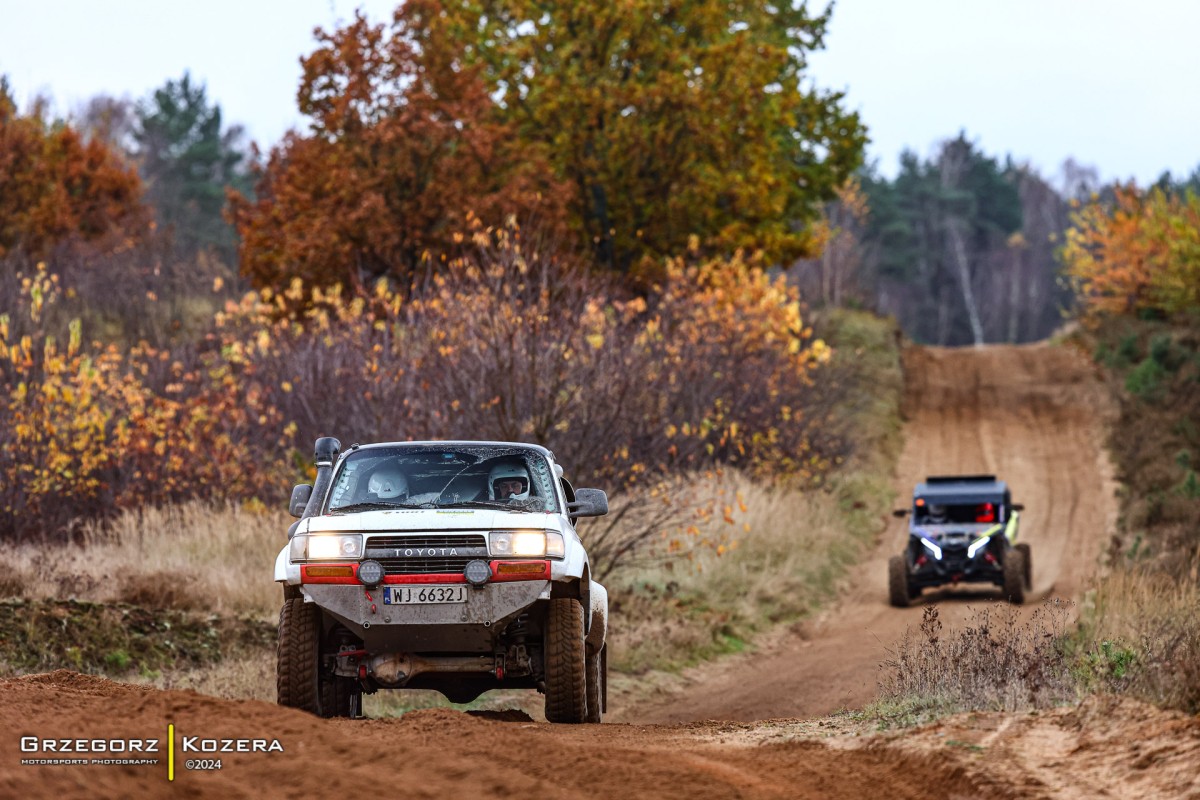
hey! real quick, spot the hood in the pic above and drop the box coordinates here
[301,508,558,533]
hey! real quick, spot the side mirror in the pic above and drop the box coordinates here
[290,484,314,518]
[1012,503,1025,512]
[892,509,910,518]
[568,488,608,519]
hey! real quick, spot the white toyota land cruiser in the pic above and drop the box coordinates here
[276,438,610,723]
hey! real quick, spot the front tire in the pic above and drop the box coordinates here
[888,555,911,608]
[544,597,587,723]
[1002,548,1026,604]
[277,597,320,713]
[585,643,605,723]
[1016,543,1032,589]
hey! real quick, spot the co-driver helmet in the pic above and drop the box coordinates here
[368,466,409,500]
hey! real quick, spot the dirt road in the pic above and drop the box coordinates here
[623,343,1120,723]
[7,343,1196,800]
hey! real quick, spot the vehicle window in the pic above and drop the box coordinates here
[327,445,560,513]
[916,501,1000,524]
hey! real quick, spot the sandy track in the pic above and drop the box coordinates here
[3,671,1195,799]
[621,343,1119,723]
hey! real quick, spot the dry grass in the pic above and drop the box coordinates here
[873,601,1077,726]
[608,468,889,672]
[131,649,277,702]
[5,502,289,619]
[1074,567,1200,713]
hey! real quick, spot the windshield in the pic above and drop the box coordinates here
[326,444,559,514]
[915,500,1001,525]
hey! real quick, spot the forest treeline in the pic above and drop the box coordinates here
[1,0,1199,542]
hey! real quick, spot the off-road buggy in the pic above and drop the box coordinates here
[275,438,610,722]
[888,475,1030,606]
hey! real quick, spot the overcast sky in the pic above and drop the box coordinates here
[2,1,1197,186]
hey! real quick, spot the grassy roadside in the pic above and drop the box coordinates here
[1066,317,1200,713]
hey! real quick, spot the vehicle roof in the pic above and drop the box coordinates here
[340,440,556,460]
[914,475,1008,502]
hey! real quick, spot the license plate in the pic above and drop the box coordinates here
[384,585,467,605]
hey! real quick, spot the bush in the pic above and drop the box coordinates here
[1073,570,1200,713]
[877,602,1076,716]
[1125,356,1165,398]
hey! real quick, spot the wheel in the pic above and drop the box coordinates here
[1016,543,1032,589]
[544,597,587,723]
[888,555,910,608]
[585,643,605,723]
[320,675,361,719]
[278,598,360,718]
[277,597,320,713]
[1002,548,1026,604]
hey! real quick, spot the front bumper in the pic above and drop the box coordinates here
[302,580,549,652]
[910,545,1003,588]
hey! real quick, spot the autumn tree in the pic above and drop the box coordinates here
[1062,186,1200,321]
[0,78,146,259]
[231,4,567,292]
[439,0,867,272]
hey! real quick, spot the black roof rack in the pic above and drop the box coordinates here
[925,475,997,484]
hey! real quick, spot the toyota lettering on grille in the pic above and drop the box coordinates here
[396,547,456,557]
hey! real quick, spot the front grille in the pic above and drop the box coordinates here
[368,534,486,550]
[366,533,487,576]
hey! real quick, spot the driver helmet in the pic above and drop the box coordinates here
[926,503,948,523]
[368,466,409,500]
[488,462,530,501]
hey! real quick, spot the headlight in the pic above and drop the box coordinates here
[920,537,943,560]
[967,535,991,558]
[291,534,363,561]
[490,530,552,558]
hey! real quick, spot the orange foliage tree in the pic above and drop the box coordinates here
[1062,185,1200,320]
[0,82,147,258]
[229,4,569,292]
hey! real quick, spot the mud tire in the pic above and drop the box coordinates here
[277,597,321,714]
[585,643,605,723]
[888,555,911,608]
[1016,543,1033,589]
[320,676,361,719]
[544,597,587,723]
[1003,548,1026,604]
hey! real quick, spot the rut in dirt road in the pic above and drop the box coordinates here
[621,343,1118,724]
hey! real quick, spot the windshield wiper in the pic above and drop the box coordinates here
[439,500,528,511]
[329,501,427,514]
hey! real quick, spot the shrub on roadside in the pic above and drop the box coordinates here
[876,602,1076,718]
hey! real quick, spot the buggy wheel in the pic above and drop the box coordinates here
[1002,548,1026,604]
[277,597,321,714]
[888,555,911,608]
[1016,543,1032,589]
[544,597,587,723]
[585,643,605,723]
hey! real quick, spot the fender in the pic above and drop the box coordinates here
[586,580,608,654]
